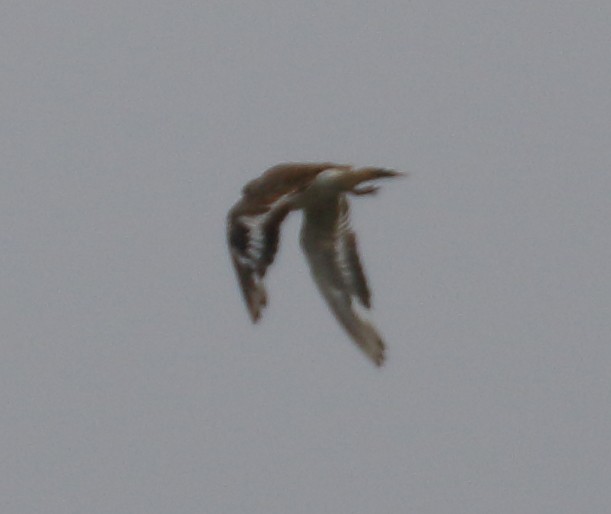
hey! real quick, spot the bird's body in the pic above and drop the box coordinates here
[227,162,404,366]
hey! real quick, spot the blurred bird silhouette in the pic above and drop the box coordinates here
[227,162,405,366]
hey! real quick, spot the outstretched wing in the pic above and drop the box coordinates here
[227,200,291,322]
[227,163,343,322]
[300,195,385,366]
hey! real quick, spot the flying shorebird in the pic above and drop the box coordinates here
[227,162,405,366]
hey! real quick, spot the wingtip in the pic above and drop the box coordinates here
[387,169,409,178]
[371,340,386,367]
[246,288,267,324]
[248,309,261,324]
[372,354,385,367]
[356,325,386,367]
[361,167,409,181]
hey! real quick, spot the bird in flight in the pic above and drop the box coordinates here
[227,162,405,366]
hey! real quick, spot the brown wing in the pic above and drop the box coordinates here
[227,200,290,322]
[227,163,346,322]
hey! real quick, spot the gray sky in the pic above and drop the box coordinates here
[3,2,611,513]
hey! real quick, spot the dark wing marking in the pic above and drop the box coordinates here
[227,197,292,322]
[259,203,291,271]
[335,196,372,308]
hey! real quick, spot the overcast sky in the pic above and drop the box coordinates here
[3,2,611,513]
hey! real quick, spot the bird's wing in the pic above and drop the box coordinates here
[301,196,385,366]
[227,163,340,322]
[227,196,292,322]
